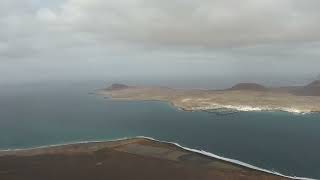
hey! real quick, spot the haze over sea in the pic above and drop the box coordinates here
[0,78,319,179]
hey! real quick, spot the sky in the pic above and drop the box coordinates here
[1,0,320,85]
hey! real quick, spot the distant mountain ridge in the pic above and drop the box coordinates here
[105,80,320,96]
[228,81,320,96]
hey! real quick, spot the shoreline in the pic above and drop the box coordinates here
[97,84,320,114]
[0,136,317,180]
[183,105,315,115]
[102,96,317,115]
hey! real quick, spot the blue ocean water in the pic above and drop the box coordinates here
[0,81,319,179]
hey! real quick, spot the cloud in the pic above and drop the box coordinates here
[1,0,320,83]
[2,0,320,56]
[38,0,320,48]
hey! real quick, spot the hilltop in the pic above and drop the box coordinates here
[293,80,320,96]
[105,83,130,91]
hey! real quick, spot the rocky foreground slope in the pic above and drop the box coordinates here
[0,138,288,180]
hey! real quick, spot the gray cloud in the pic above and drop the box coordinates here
[40,0,320,47]
[1,0,320,84]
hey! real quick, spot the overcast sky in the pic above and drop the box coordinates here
[1,0,320,85]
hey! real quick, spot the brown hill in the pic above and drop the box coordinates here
[105,83,129,91]
[228,83,267,91]
[293,80,320,96]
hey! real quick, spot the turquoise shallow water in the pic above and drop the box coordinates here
[0,82,320,179]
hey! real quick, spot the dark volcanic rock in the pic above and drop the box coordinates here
[228,83,267,91]
[105,83,129,91]
[293,80,320,96]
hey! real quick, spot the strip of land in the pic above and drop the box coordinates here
[98,81,320,113]
[0,138,288,180]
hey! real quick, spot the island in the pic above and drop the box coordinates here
[0,138,288,180]
[98,81,320,113]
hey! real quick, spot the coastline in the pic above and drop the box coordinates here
[97,85,320,114]
[184,104,314,114]
[101,95,316,115]
[0,136,317,180]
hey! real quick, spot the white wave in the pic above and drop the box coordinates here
[138,136,317,180]
[191,104,311,114]
[0,137,130,152]
[0,136,317,180]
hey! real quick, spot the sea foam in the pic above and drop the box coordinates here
[191,103,311,114]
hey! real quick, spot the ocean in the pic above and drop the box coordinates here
[0,81,319,179]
